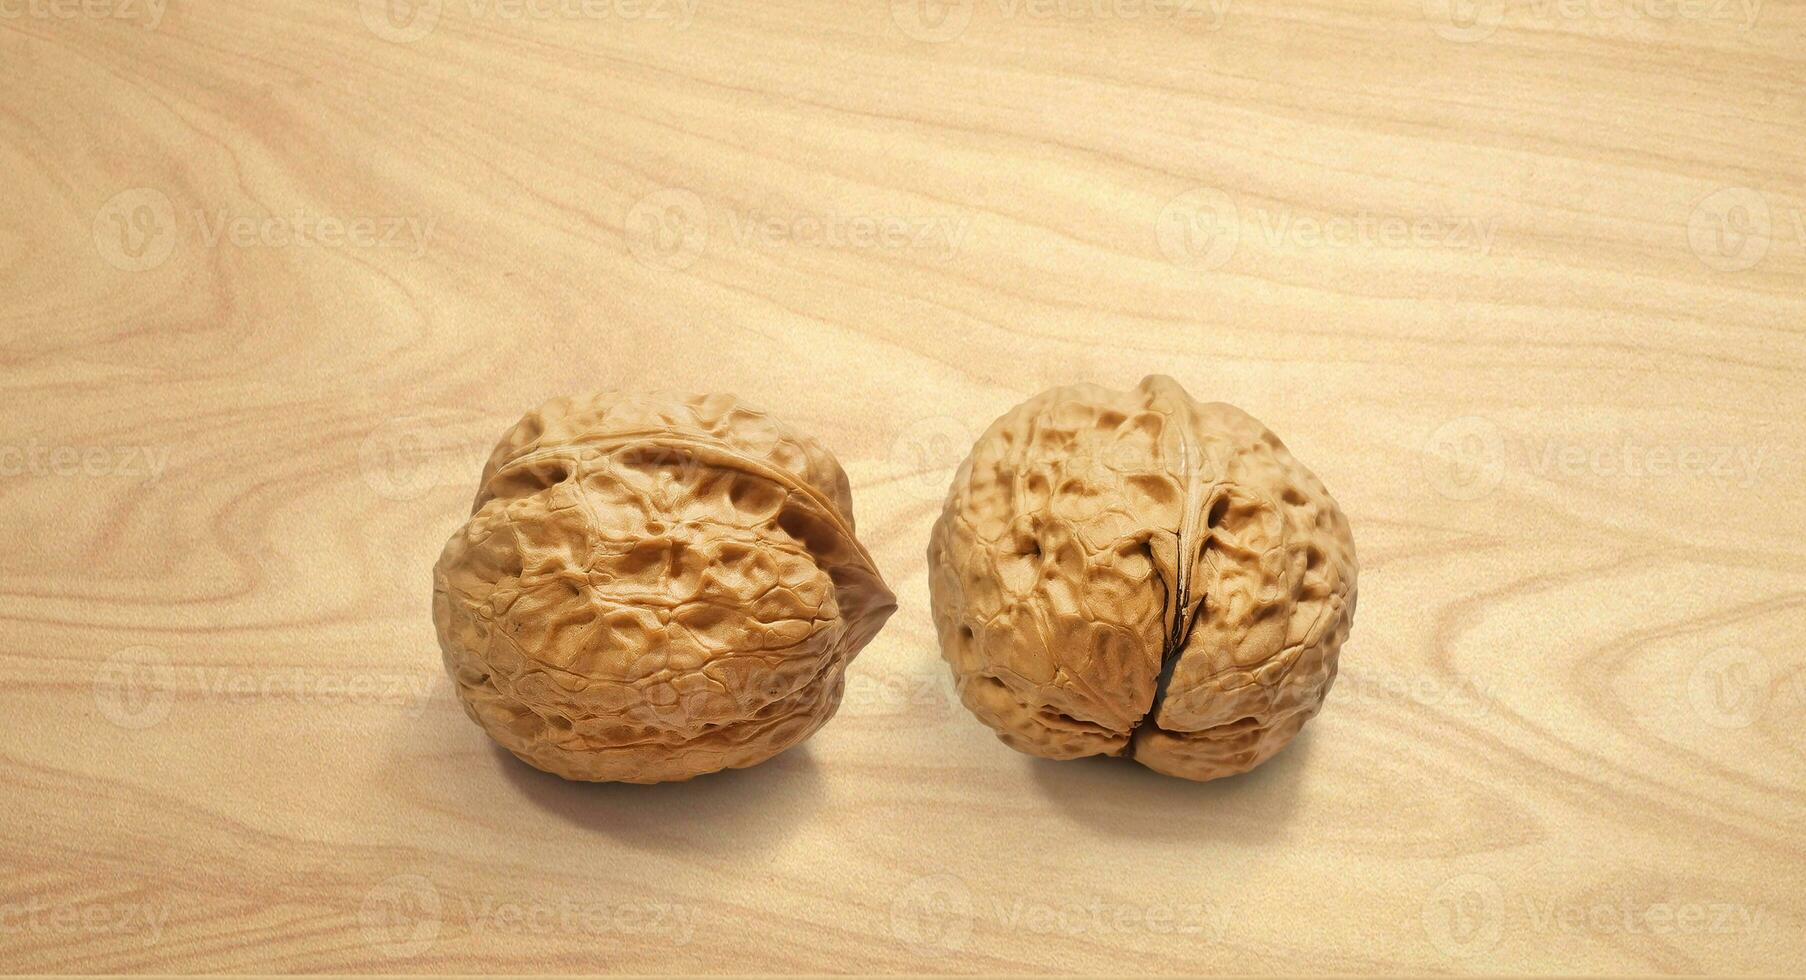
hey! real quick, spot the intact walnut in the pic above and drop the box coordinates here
[927,376,1356,780]
[433,392,896,783]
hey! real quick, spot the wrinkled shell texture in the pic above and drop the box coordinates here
[434,393,895,783]
[928,376,1356,780]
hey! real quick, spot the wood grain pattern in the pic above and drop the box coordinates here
[2,0,1803,973]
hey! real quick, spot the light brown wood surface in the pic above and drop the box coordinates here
[3,0,1803,974]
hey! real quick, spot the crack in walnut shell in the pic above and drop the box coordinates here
[433,392,896,783]
[926,376,1357,780]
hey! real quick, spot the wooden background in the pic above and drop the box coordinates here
[3,0,1803,974]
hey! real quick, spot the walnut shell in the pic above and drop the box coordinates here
[927,376,1356,780]
[433,392,896,783]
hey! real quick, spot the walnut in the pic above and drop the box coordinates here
[926,376,1356,780]
[433,392,896,783]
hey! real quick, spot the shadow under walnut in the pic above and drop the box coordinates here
[491,742,828,853]
[1028,729,1317,841]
